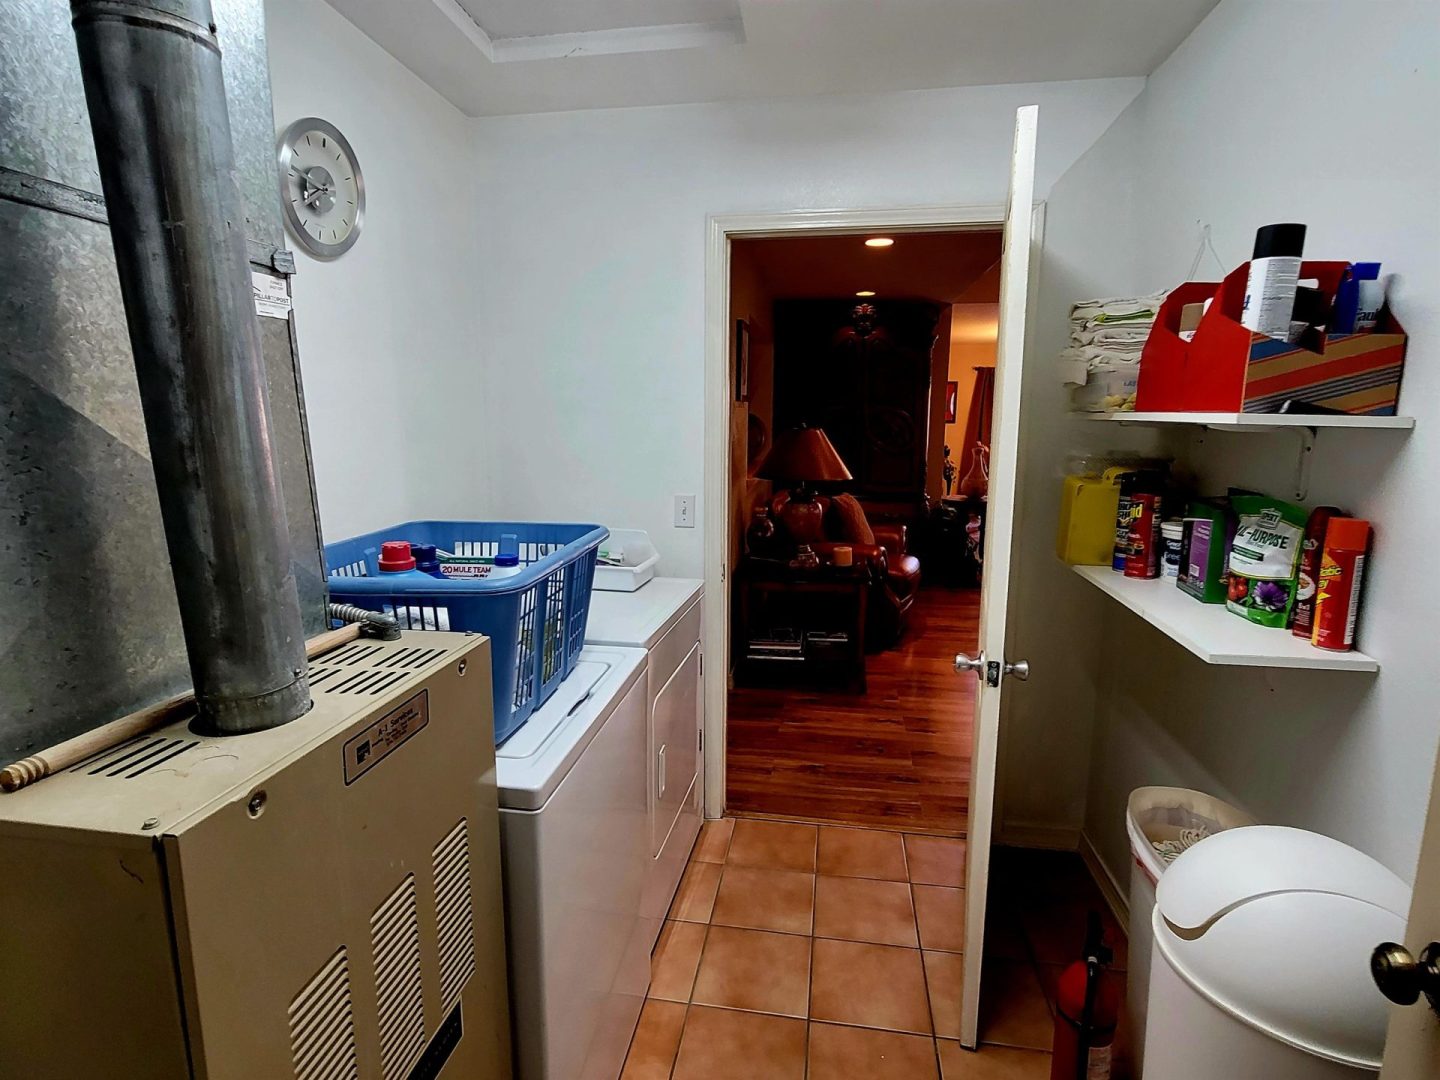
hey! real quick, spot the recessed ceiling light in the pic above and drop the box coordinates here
[864,237,894,248]
[855,290,876,297]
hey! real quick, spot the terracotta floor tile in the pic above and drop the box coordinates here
[814,876,918,947]
[817,826,909,881]
[978,960,1052,1051]
[923,950,964,1039]
[671,1005,806,1080]
[1020,896,1128,971]
[669,860,723,923]
[905,834,968,887]
[692,818,734,863]
[914,884,967,953]
[710,865,814,935]
[650,920,707,1002]
[808,1022,940,1080]
[810,938,932,1035]
[982,901,1030,963]
[620,999,687,1080]
[691,925,811,1017]
[726,818,818,872]
[937,1040,1052,1079]
[1035,964,1062,1016]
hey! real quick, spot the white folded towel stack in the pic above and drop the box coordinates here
[1061,290,1167,412]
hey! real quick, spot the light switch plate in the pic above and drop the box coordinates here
[674,494,696,528]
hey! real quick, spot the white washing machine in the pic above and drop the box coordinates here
[496,644,651,1080]
[585,578,704,951]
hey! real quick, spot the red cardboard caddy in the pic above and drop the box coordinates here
[1136,261,1408,414]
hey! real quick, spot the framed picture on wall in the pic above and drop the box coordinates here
[735,319,751,401]
[945,380,958,423]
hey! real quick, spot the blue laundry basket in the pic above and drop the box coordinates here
[324,520,608,744]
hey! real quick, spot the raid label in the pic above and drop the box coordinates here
[343,690,429,785]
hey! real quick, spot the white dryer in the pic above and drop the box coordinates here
[585,578,704,951]
[496,644,651,1080]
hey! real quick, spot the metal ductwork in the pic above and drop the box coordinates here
[70,0,311,733]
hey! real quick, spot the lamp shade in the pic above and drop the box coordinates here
[756,426,853,484]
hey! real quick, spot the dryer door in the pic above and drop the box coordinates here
[651,642,701,858]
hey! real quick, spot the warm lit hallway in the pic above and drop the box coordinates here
[727,585,979,835]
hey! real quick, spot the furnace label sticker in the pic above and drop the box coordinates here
[343,690,429,784]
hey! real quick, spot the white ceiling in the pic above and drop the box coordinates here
[321,0,1220,117]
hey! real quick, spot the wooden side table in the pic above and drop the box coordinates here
[734,560,869,693]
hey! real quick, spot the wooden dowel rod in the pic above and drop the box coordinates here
[0,623,365,793]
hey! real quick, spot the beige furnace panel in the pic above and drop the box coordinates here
[0,632,511,1080]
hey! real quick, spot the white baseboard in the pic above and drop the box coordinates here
[1080,829,1129,925]
[995,821,1080,851]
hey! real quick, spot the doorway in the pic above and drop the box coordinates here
[722,227,1003,837]
[680,113,1040,1061]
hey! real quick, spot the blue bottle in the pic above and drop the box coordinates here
[1330,262,1381,335]
[377,540,434,582]
[411,543,446,579]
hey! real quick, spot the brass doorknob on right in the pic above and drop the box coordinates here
[1370,941,1440,1013]
[1004,659,1030,681]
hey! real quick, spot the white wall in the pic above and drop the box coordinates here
[468,78,1145,576]
[265,0,484,542]
[1018,0,1440,880]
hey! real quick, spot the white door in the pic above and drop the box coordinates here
[1379,740,1440,1075]
[956,104,1039,1048]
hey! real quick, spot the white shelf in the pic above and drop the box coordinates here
[1072,564,1379,672]
[1077,410,1414,430]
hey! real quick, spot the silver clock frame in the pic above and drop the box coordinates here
[276,116,364,258]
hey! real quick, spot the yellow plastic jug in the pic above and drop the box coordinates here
[1056,465,1130,565]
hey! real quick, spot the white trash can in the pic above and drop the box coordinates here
[1125,786,1256,1071]
[1143,826,1411,1079]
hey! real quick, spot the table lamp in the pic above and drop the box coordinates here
[756,425,853,545]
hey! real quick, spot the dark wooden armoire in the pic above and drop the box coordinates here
[772,299,942,503]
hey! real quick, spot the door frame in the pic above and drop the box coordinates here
[701,203,1015,818]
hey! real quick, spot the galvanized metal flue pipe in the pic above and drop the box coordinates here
[71,0,311,733]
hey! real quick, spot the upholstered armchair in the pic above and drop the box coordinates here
[768,490,921,649]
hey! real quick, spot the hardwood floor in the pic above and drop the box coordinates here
[727,586,980,835]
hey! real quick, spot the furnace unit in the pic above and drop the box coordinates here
[0,632,511,1080]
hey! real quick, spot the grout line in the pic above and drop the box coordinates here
[665,1001,689,1080]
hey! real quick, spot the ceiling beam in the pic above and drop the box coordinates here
[429,1,744,64]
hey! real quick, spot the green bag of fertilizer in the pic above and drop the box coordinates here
[1226,495,1307,627]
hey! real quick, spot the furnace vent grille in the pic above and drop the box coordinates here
[371,874,425,1080]
[288,947,358,1080]
[68,735,200,779]
[432,819,476,1012]
[309,644,451,697]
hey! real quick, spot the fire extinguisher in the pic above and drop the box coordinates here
[1050,912,1121,1080]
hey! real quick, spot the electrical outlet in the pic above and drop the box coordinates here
[674,494,696,529]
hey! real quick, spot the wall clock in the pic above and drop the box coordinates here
[277,117,364,258]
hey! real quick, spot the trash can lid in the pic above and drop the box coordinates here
[1154,826,1410,1068]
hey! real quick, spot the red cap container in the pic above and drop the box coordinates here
[378,540,417,573]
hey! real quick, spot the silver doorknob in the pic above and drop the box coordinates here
[954,652,986,675]
[1004,659,1030,681]
[1371,941,1440,1014]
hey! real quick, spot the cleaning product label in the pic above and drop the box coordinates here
[439,555,498,579]
[1226,497,1307,626]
